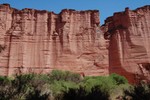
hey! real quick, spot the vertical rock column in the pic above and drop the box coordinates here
[0,4,13,75]
[103,6,150,83]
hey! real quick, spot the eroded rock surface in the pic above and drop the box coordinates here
[103,5,150,83]
[0,4,108,76]
[1,3,150,83]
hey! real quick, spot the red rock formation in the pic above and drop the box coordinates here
[0,4,108,76]
[1,3,150,83]
[103,5,150,83]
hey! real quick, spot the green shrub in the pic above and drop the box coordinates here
[109,73,128,85]
[26,89,51,100]
[0,76,12,85]
[0,71,130,100]
[62,85,109,100]
[49,70,81,83]
[81,76,115,92]
[0,74,51,100]
[26,83,52,100]
[62,86,87,100]
[87,85,109,100]
[0,76,14,100]
[110,84,131,100]
[123,83,150,100]
[50,80,79,100]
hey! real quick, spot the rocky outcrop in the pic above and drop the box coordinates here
[1,3,150,83]
[0,4,108,76]
[103,5,150,83]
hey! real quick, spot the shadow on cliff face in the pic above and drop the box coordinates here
[0,45,6,53]
[109,66,135,84]
[109,64,150,84]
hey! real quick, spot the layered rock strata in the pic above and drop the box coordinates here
[103,5,150,83]
[1,3,150,83]
[0,4,108,76]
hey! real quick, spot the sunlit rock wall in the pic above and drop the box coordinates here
[103,6,150,83]
[0,4,108,76]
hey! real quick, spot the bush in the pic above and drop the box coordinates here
[26,89,50,100]
[26,84,52,100]
[87,85,109,100]
[110,73,128,85]
[62,86,87,100]
[62,85,109,100]
[0,76,12,85]
[81,76,116,92]
[0,76,14,100]
[50,80,79,100]
[49,70,81,83]
[123,83,150,100]
[0,74,52,100]
[11,74,36,98]
[0,71,130,100]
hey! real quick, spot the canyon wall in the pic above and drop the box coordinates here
[0,4,108,76]
[103,5,150,83]
[0,3,150,83]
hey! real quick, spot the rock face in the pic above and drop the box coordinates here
[103,5,150,83]
[0,4,108,76]
[0,3,150,83]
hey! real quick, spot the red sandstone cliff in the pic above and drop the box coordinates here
[103,5,150,83]
[0,4,108,76]
[1,3,150,83]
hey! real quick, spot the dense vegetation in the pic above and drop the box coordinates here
[0,70,149,100]
[123,82,150,100]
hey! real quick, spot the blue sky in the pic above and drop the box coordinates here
[0,0,150,25]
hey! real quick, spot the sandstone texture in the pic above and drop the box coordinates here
[0,3,150,83]
[103,5,150,83]
[0,4,108,76]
